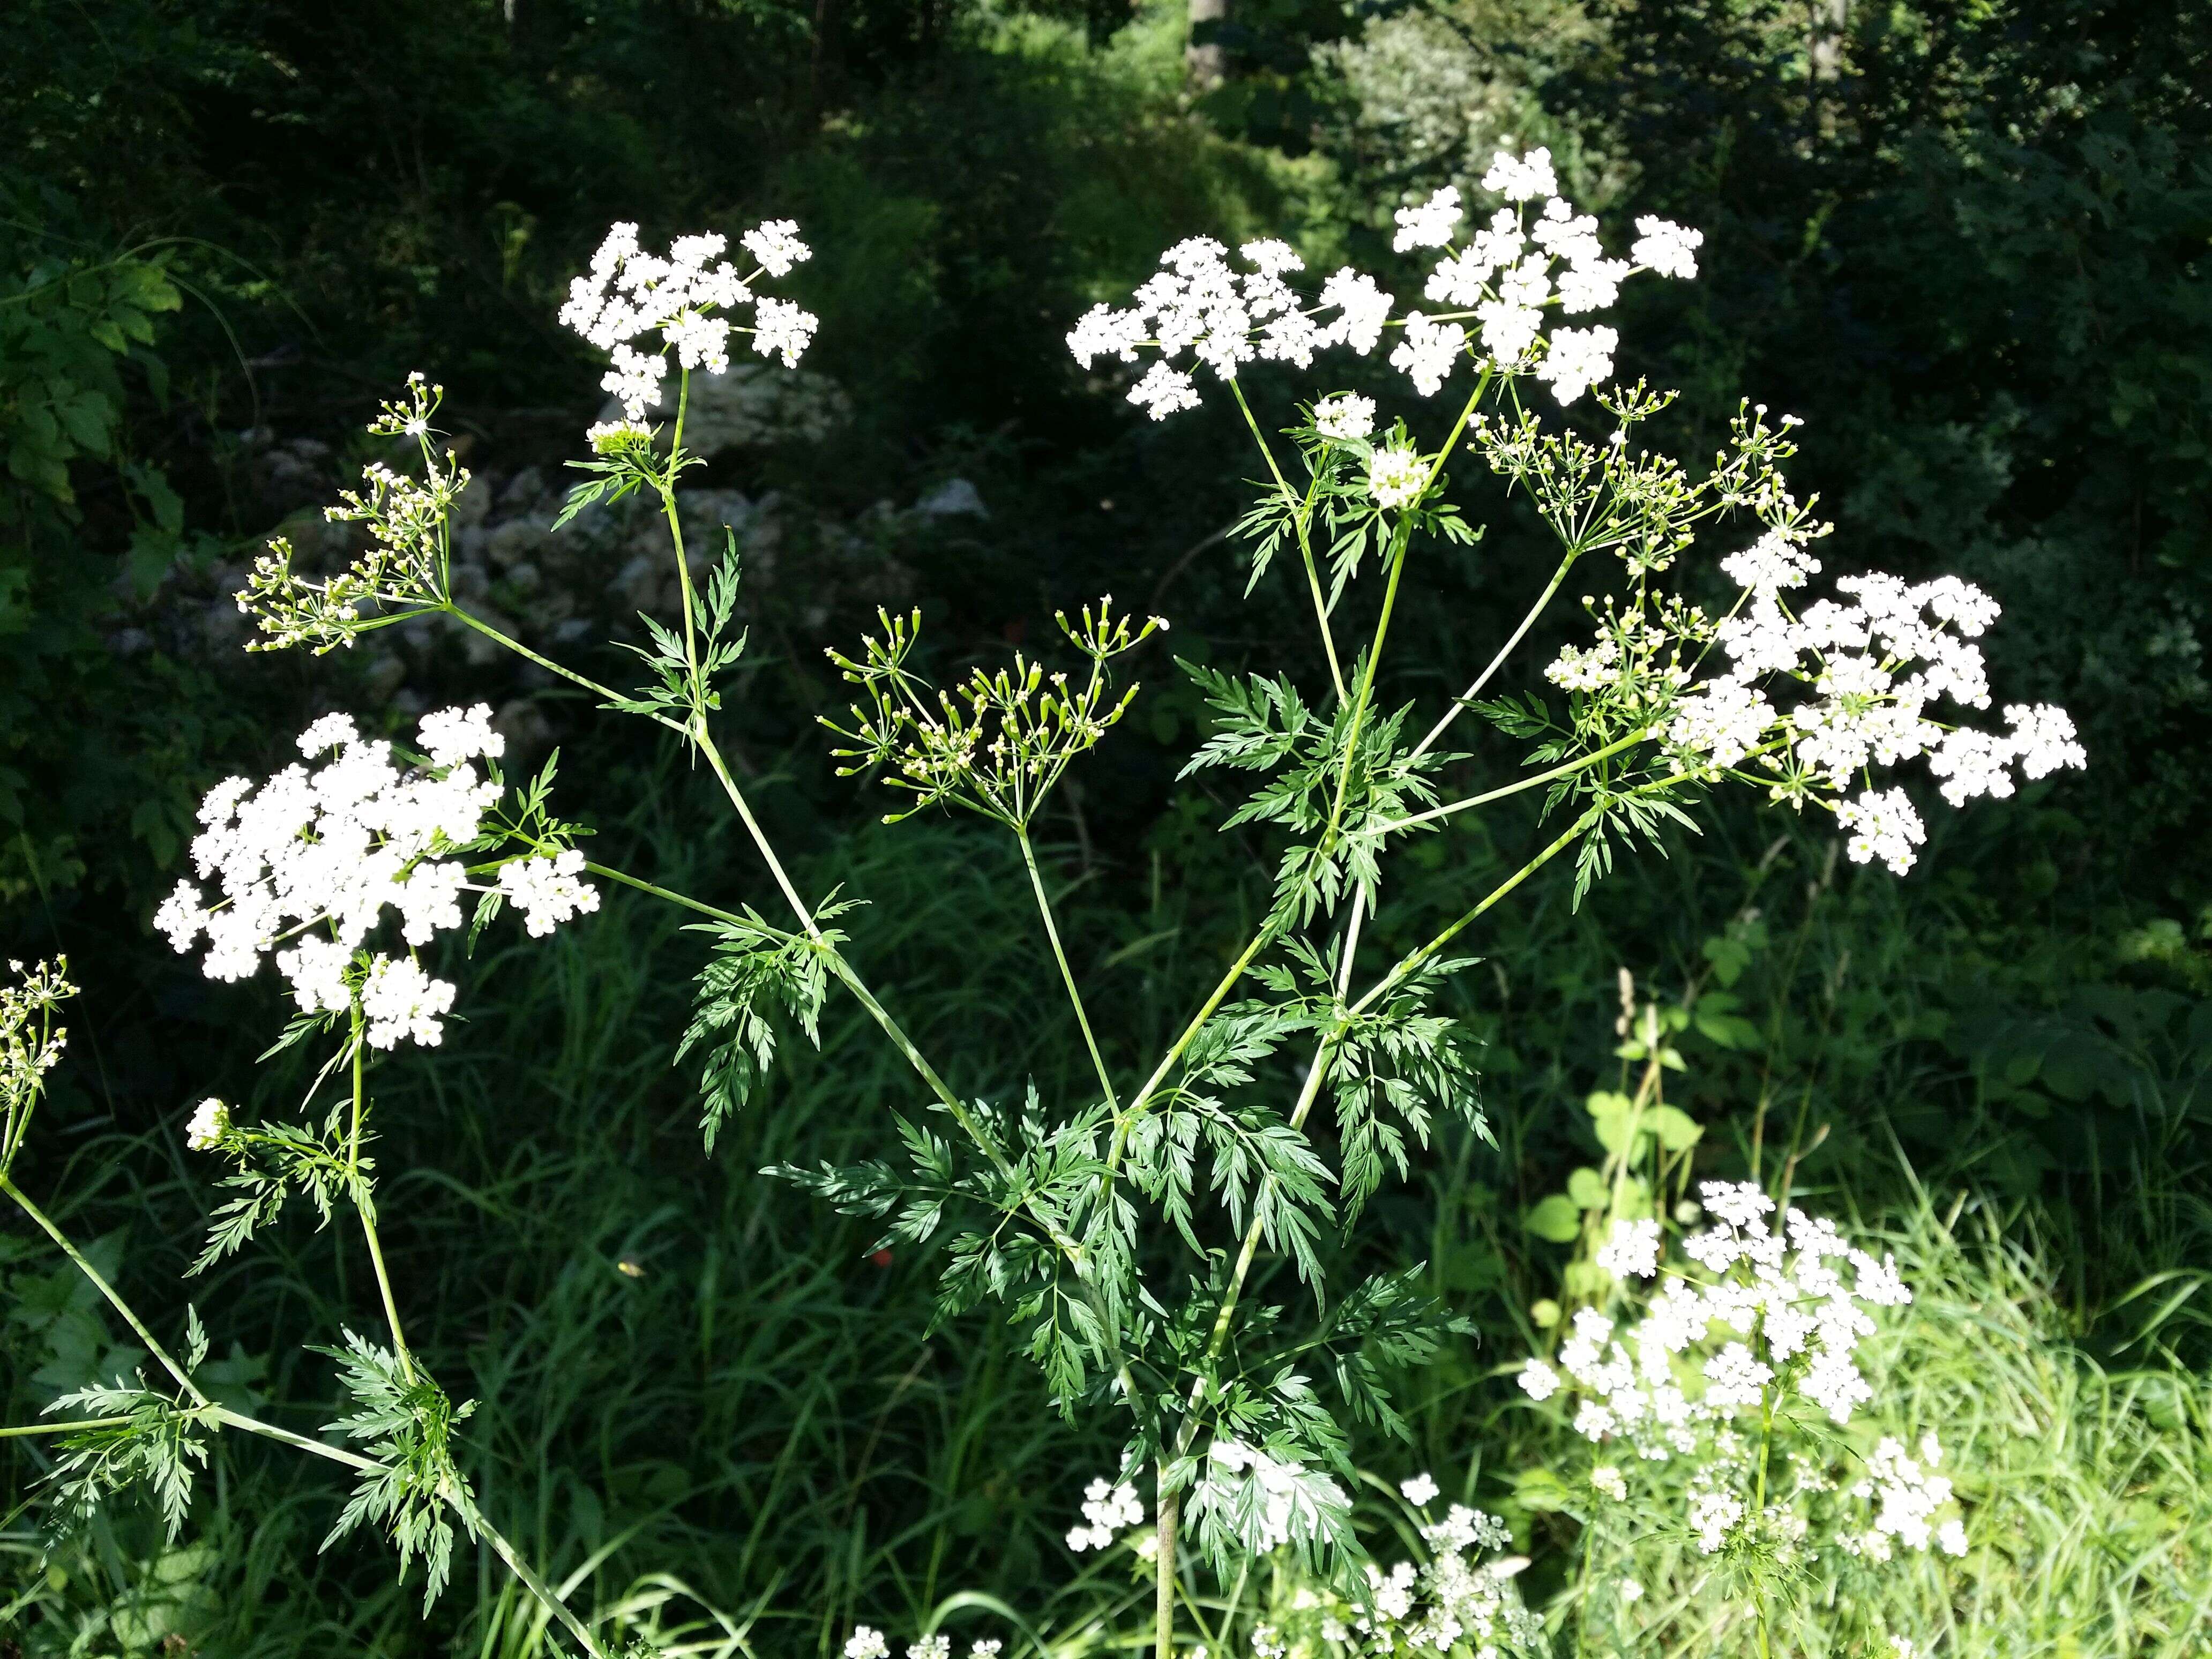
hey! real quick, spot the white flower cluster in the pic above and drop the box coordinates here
[1065,1475,1145,1552]
[1367,442,1429,511]
[1845,1434,1969,1561]
[153,708,596,1049]
[1340,1501,1542,1657]
[841,1631,999,1659]
[1065,150,1700,417]
[185,1096,230,1150]
[1313,393,1376,441]
[560,221,818,421]
[496,848,601,937]
[1514,1185,1967,1564]
[1575,522,2088,876]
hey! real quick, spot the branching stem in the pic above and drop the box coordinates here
[1,1176,208,1407]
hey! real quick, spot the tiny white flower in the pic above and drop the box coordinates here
[845,1628,890,1659]
[1516,1358,1561,1402]
[1392,186,1463,252]
[1400,1472,1440,1506]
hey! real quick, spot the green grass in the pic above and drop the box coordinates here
[5,784,2208,1657]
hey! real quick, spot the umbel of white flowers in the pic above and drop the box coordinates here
[1065,147,1702,419]
[1516,1183,1971,1563]
[154,707,598,1050]
[1557,513,2088,875]
[559,219,819,427]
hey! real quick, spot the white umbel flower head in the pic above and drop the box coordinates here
[741,219,812,278]
[1312,393,1376,442]
[497,850,601,938]
[844,1628,890,1659]
[1482,147,1558,202]
[1631,216,1704,279]
[1390,312,1468,397]
[562,220,819,421]
[1400,1471,1440,1506]
[1595,1217,1663,1280]
[1534,324,1618,406]
[156,707,592,1048]
[185,1097,230,1150]
[1366,442,1428,510]
[1393,186,1463,251]
[1065,1474,1145,1552]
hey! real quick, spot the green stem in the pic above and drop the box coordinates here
[1115,929,1272,1157]
[1312,363,1492,854]
[1,1176,207,1406]
[210,1407,607,1655]
[481,1514,615,1659]
[582,861,742,927]
[441,605,657,724]
[0,1417,134,1438]
[346,1005,414,1385]
[661,368,704,701]
[1182,891,1365,1421]
[2,1175,603,1656]
[1357,727,1655,839]
[1346,808,1598,1023]
[1229,378,1347,704]
[1317,522,1410,853]
[689,721,1093,1266]
[1408,551,1575,763]
[1018,828,1118,1110]
[1154,1461,1178,1659]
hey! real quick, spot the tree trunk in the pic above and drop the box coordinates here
[1186,0,1228,93]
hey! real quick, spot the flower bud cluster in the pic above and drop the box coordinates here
[1066,149,1700,420]
[560,221,819,421]
[2,957,77,1171]
[237,374,466,653]
[153,707,596,1049]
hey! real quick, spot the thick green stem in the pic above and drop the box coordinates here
[1318,523,1410,854]
[1154,1461,1179,1659]
[0,1417,134,1438]
[1,1176,207,1406]
[1182,892,1365,1427]
[1018,828,1118,1110]
[1116,930,1272,1155]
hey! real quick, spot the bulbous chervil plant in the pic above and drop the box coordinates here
[4,159,2082,1656]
